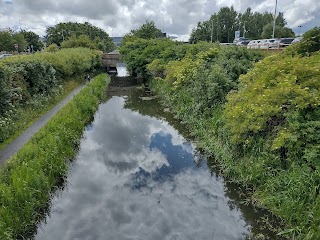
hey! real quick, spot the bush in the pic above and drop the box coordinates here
[0,48,102,144]
[286,27,320,56]
[45,43,59,52]
[150,41,320,238]
[224,53,320,167]
[35,48,102,79]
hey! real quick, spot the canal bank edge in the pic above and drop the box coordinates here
[149,80,290,239]
[0,74,110,239]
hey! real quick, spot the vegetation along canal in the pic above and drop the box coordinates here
[35,68,281,240]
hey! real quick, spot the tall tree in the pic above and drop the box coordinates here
[12,33,28,52]
[128,21,162,39]
[21,30,44,51]
[190,21,211,43]
[217,6,238,43]
[0,30,14,51]
[190,7,292,42]
[60,35,96,49]
[45,22,115,52]
[261,23,295,39]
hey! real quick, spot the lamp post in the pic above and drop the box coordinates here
[272,0,278,39]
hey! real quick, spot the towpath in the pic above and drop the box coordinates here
[0,84,86,166]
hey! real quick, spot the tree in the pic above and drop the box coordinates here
[61,35,96,49]
[21,30,44,51]
[45,43,59,52]
[301,27,320,53]
[286,27,320,56]
[261,23,295,39]
[0,30,14,51]
[12,33,28,52]
[45,22,115,52]
[190,7,292,42]
[128,21,162,39]
[190,21,211,43]
[217,6,238,43]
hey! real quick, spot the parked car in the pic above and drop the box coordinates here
[219,43,233,46]
[274,38,295,48]
[292,36,303,44]
[233,37,250,44]
[247,40,256,49]
[236,40,251,46]
[0,53,13,59]
[247,40,264,49]
[260,39,278,49]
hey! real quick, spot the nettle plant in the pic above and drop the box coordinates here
[224,53,320,167]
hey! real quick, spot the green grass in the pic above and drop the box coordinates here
[0,78,84,152]
[0,73,109,239]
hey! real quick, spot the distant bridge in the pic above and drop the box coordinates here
[102,51,121,74]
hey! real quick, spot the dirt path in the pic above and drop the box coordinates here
[0,84,86,166]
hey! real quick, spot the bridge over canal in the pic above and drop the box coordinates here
[102,50,122,74]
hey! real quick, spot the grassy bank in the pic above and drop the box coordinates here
[0,78,83,152]
[0,73,109,239]
[150,52,320,239]
[0,48,102,146]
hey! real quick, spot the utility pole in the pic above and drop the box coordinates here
[211,20,213,43]
[272,0,278,39]
[243,22,246,38]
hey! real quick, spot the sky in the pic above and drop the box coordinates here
[0,0,319,41]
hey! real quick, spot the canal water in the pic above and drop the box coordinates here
[35,71,281,239]
[116,62,128,77]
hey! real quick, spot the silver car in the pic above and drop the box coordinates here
[0,53,13,59]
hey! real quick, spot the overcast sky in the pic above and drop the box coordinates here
[0,0,319,40]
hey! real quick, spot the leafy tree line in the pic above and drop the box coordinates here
[1,22,116,53]
[45,22,116,52]
[0,29,43,52]
[126,21,163,40]
[190,6,295,43]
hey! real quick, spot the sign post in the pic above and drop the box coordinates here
[235,30,240,39]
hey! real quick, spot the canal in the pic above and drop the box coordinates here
[34,67,281,240]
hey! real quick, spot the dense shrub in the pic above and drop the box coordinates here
[0,74,109,239]
[0,48,102,143]
[120,38,175,79]
[0,60,56,116]
[286,27,320,56]
[45,43,59,52]
[34,48,102,79]
[147,39,320,238]
[224,53,320,168]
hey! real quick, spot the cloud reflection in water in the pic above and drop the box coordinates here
[35,97,249,240]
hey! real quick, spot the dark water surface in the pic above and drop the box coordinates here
[35,87,280,240]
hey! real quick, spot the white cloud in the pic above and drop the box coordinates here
[0,0,318,38]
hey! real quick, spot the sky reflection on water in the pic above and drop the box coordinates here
[35,97,250,240]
